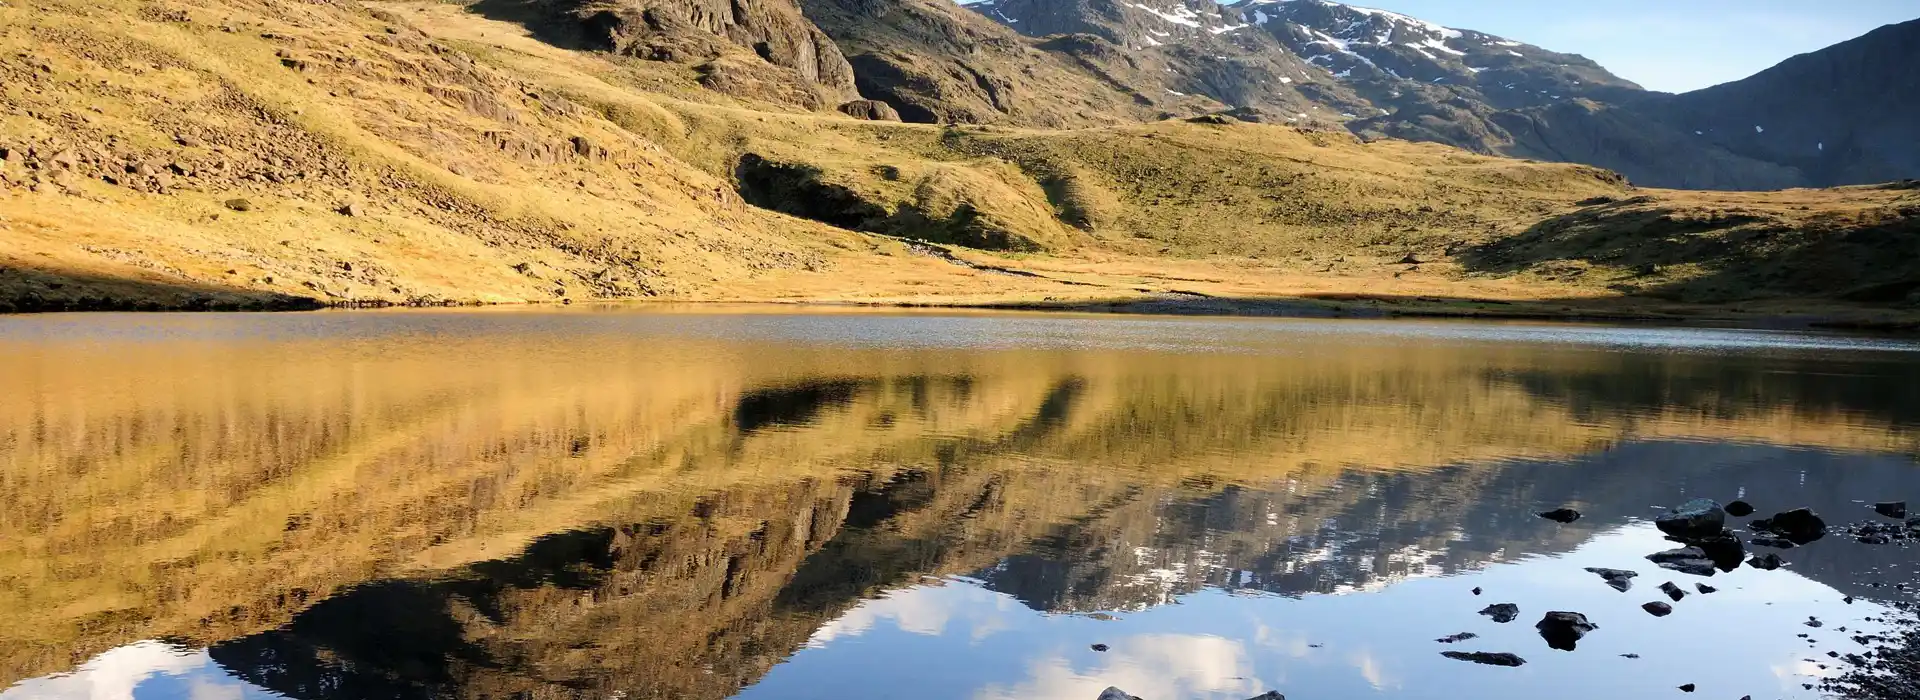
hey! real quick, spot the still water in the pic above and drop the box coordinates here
[3,308,1919,700]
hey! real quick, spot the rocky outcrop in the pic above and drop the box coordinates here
[513,0,860,107]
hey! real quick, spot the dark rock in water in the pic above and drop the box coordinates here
[1436,632,1479,644]
[1660,582,1687,601]
[1906,516,1920,531]
[1876,501,1908,519]
[1090,643,1109,652]
[1696,583,1718,594]
[1679,683,1696,692]
[1762,508,1827,544]
[1479,603,1520,623]
[1538,508,1582,523]
[1726,500,1756,517]
[1584,567,1639,592]
[1692,530,1747,571]
[1749,553,1786,570]
[1097,687,1142,700]
[1750,535,1797,549]
[1844,596,1854,604]
[1643,601,1674,617]
[1655,499,1726,539]
[1472,587,1482,596]
[837,99,902,121]
[1621,653,1641,659]
[1648,547,1718,576]
[1441,651,1526,667]
[1245,693,1286,700]
[1860,533,1892,545]
[1806,618,1824,628]
[1536,612,1598,651]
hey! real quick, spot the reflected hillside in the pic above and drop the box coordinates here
[3,313,1917,684]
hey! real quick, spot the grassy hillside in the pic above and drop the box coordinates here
[0,0,1915,321]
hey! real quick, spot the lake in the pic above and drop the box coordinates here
[2,307,1919,700]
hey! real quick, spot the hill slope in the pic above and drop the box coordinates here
[0,0,1915,320]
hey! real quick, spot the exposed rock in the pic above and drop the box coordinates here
[224,198,255,212]
[1647,547,1717,576]
[1584,567,1638,592]
[1691,529,1747,571]
[1479,603,1520,624]
[1749,553,1786,571]
[1245,693,1285,700]
[1876,501,1908,519]
[1655,499,1726,539]
[1536,612,1597,651]
[1436,632,1479,644]
[1750,535,1797,549]
[1471,587,1482,596]
[1096,687,1141,700]
[1643,601,1673,617]
[1660,582,1687,602]
[1090,643,1108,652]
[1538,508,1582,523]
[1679,683,1695,692]
[1760,508,1828,544]
[837,99,901,121]
[339,202,364,217]
[1696,584,1717,594]
[554,0,858,106]
[1725,500,1756,517]
[1441,651,1526,667]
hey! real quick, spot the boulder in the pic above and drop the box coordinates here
[837,99,902,121]
[1760,508,1827,544]
[1090,643,1109,652]
[1647,547,1717,576]
[1875,501,1907,519]
[1479,603,1520,623]
[339,202,364,217]
[1748,553,1785,571]
[1692,530,1747,571]
[1725,500,1755,517]
[224,198,255,212]
[1584,567,1638,592]
[1536,612,1597,651]
[1660,582,1687,601]
[1441,651,1526,667]
[1643,601,1673,617]
[1655,499,1726,539]
[1096,688,1140,700]
[1538,508,1582,523]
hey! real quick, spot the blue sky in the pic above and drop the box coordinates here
[1337,0,1918,92]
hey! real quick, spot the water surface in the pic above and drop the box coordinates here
[3,308,1918,700]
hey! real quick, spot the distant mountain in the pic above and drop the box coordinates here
[962,0,1920,190]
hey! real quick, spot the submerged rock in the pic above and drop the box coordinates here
[1648,547,1718,576]
[1585,567,1639,592]
[1750,534,1797,549]
[1442,651,1527,667]
[1536,612,1598,651]
[1538,508,1582,523]
[1726,500,1756,517]
[1762,508,1828,544]
[1876,501,1908,519]
[1749,553,1786,570]
[1656,499,1726,539]
[1660,582,1687,601]
[1479,603,1520,623]
[1644,601,1674,617]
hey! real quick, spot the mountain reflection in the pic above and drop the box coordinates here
[3,312,1918,697]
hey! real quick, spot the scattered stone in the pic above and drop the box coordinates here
[1696,584,1717,594]
[1875,501,1907,519]
[224,198,254,212]
[1749,553,1785,571]
[1655,499,1726,539]
[1471,587,1482,596]
[1678,683,1695,692]
[1761,508,1827,544]
[1090,644,1109,652]
[1536,612,1597,651]
[1621,653,1641,659]
[1585,568,1639,592]
[1479,603,1520,624]
[1096,687,1141,700]
[1806,617,1823,628]
[1538,508,1582,523]
[339,202,364,217]
[1643,601,1674,617]
[1660,582,1687,602]
[1436,632,1479,644]
[1441,651,1526,667]
[1725,500,1755,517]
[1860,533,1892,545]
[1648,547,1717,576]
